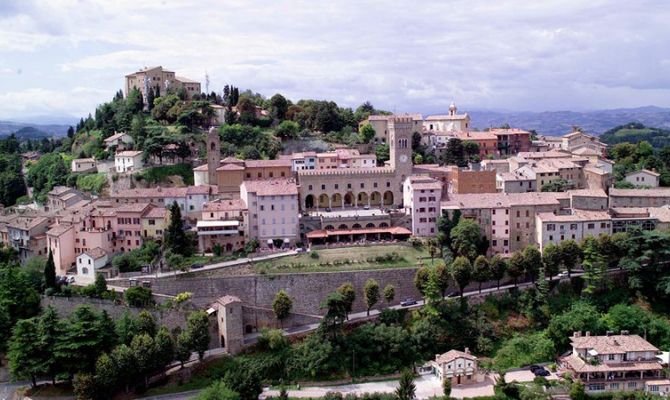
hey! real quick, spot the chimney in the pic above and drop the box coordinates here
[464,347,470,355]
[585,331,590,337]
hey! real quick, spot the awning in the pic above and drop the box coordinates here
[306,226,412,239]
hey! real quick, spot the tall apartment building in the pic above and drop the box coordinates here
[404,176,442,236]
[125,66,201,105]
[197,199,247,254]
[241,179,299,248]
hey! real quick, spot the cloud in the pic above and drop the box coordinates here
[1,0,670,120]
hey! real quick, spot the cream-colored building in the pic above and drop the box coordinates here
[360,113,423,144]
[424,103,470,132]
[103,132,134,151]
[125,66,201,105]
[430,349,485,386]
[609,188,670,208]
[71,158,97,173]
[535,210,611,251]
[625,169,660,188]
[403,176,442,237]
[76,247,109,283]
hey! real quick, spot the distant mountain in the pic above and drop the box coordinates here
[0,120,72,138]
[467,106,670,136]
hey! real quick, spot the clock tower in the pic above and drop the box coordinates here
[388,116,413,179]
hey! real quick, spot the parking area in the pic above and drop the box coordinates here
[505,368,559,383]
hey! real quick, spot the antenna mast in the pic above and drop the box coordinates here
[205,71,210,94]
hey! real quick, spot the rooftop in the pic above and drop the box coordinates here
[536,210,611,223]
[242,179,298,196]
[571,333,659,354]
[610,188,670,197]
[115,150,143,157]
[83,247,107,260]
[244,159,292,168]
[568,189,608,198]
[442,192,568,209]
[104,132,131,143]
[435,349,477,365]
[627,169,661,177]
[203,199,247,212]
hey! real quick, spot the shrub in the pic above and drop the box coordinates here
[310,251,319,259]
[125,286,153,307]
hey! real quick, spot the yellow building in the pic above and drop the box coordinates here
[141,206,170,240]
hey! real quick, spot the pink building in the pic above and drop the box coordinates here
[197,199,248,253]
[241,179,299,248]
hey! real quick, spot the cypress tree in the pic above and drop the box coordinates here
[44,250,57,290]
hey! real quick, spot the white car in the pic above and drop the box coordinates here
[557,271,569,278]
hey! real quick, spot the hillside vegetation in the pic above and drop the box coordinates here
[600,122,670,148]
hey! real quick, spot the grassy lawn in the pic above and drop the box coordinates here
[254,244,441,274]
[144,356,235,396]
[135,164,195,185]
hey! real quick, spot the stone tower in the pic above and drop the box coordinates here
[207,126,220,186]
[216,295,244,355]
[388,116,413,180]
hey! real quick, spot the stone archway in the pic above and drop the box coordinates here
[325,225,335,230]
[305,194,315,209]
[383,191,394,206]
[370,191,382,206]
[338,224,348,229]
[357,192,369,207]
[331,193,343,208]
[352,223,362,229]
[366,223,376,228]
[318,193,330,209]
[379,222,389,228]
[344,192,355,207]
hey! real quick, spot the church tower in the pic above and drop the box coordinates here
[388,116,413,180]
[207,127,220,186]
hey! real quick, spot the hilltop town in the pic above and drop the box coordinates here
[2,66,670,400]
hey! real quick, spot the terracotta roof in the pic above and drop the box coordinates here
[571,334,659,354]
[610,188,670,197]
[562,353,662,373]
[488,128,530,136]
[203,199,247,212]
[143,207,168,219]
[216,163,245,171]
[187,185,217,195]
[627,169,661,178]
[442,192,568,209]
[537,210,610,223]
[216,295,242,305]
[568,189,607,198]
[82,247,107,260]
[73,158,96,163]
[115,150,142,157]
[583,166,609,175]
[571,147,600,156]
[453,131,497,140]
[222,156,244,163]
[47,224,74,237]
[306,226,411,238]
[435,350,477,364]
[48,186,72,196]
[113,186,213,199]
[175,76,199,84]
[242,179,298,196]
[407,176,443,190]
[8,216,49,231]
[116,203,151,213]
[104,132,131,143]
[193,164,208,171]
[244,159,292,168]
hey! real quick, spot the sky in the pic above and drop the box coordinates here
[1,0,670,122]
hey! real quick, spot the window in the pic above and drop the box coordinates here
[608,354,615,360]
[547,224,555,231]
[587,223,595,229]
[321,184,326,190]
[308,185,313,190]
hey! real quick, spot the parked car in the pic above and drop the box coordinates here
[533,368,550,377]
[363,205,370,210]
[445,291,458,298]
[557,271,569,278]
[191,263,204,269]
[528,365,542,373]
[400,299,418,307]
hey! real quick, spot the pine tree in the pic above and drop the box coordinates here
[94,273,107,296]
[97,310,117,353]
[115,311,137,345]
[136,310,157,337]
[38,306,62,384]
[186,311,210,361]
[154,326,175,370]
[44,249,57,290]
[164,201,191,256]
[396,369,416,400]
[8,318,43,387]
[56,305,105,376]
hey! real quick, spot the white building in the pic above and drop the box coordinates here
[403,176,442,237]
[103,132,134,151]
[535,210,611,251]
[71,158,97,173]
[497,170,536,193]
[424,103,470,132]
[241,179,300,248]
[76,247,109,282]
[625,170,660,188]
[430,349,485,386]
[115,150,144,173]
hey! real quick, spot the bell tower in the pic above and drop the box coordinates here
[388,116,413,179]
[207,126,220,186]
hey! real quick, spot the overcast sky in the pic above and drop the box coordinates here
[1,0,669,122]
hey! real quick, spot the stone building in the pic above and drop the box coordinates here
[625,169,660,188]
[241,179,299,248]
[430,348,485,385]
[535,210,611,251]
[125,66,201,104]
[609,188,670,208]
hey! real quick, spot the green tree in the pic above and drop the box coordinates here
[559,240,583,277]
[125,286,153,307]
[473,255,490,293]
[540,178,569,192]
[38,306,62,384]
[272,290,293,328]
[443,138,466,167]
[395,369,416,400]
[450,219,483,260]
[546,302,603,349]
[570,381,586,400]
[450,256,472,297]
[175,331,192,367]
[163,201,193,256]
[359,123,376,143]
[44,249,57,290]
[363,278,380,316]
[8,318,43,387]
[462,140,480,161]
[522,245,542,283]
[73,373,98,400]
[223,362,262,400]
[131,333,158,385]
[95,353,118,394]
[434,264,450,297]
[375,143,390,165]
[489,255,507,289]
[275,120,300,139]
[115,311,137,345]
[414,266,430,297]
[111,344,136,393]
[507,251,525,287]
[136,310,157,337]
[94,273,108,296]
[154,326,175,370]
[320,292,347,340]
[336,283,356,319]
[542,243,562,281]
[196,381,241,400]
[56,305,105,376]
[383,284,395,305]
[269,93,289,120]
[186,310,210,361]
[97,310,117,353]
[443,377,452,397]
[581,236,605,297]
